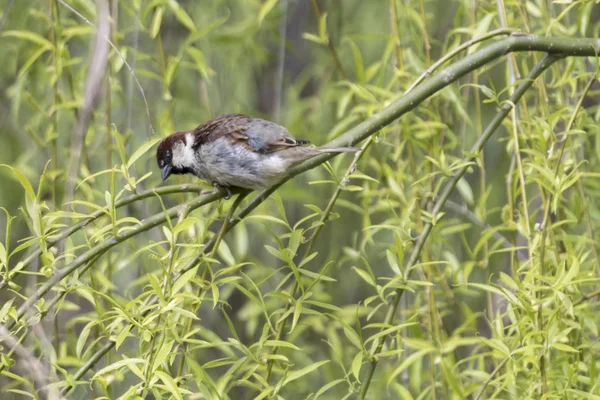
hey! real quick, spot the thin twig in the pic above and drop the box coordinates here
[4,36,599,388]
[4,184,204,279]
[273,0,288,123]
[58,0,155,137]
[0,325,64,400]
[310,0,348,80]
[65,0,110,203]
[5,191,225,330]
[264,27,517,383]
[534,72,597,395]
[359,54,561,399]
[474,352,513,400]
[176,192,248,376]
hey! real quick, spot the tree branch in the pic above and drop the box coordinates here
[358,53,561,399]
[4,35,599,389]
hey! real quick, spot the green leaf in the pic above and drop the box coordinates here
[0,298,14,323]
[167,0,196,32]
[211,283,219,309]
[352,266,375,286]
[217,240,235,266]
[153,340,175,372]
[258,0,279,26]
[314,379,346,399]
[345,38,364,82]
[77,168,121,190]
[263,340,301,351]
[281,360,330,386]
[566,390,600,400]
[551,343,579,353]
[2,30,53,49]
[150,6,165,39]
[186,47,212,79]
[387,348,436,384]
[0,242,6,270]
[289,300,302,333]
[127,138,161,169]
[302,32,327,45]
[92,358,146,380]
[172,266,198,294]
[76,321,95,359]
[351,352,363,380]
[172,217,198,235]
[456,177,474,205]
[155,370,183,400]
[0,165,35,201]
[115,326,133,350]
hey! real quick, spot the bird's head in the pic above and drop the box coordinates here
[156,131,195,181]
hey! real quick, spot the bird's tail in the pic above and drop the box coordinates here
[317,147,359,153]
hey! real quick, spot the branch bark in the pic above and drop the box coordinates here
[3,34,599,390]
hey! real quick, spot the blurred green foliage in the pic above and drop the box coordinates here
[1,0,600,399]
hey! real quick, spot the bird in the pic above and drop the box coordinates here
[156,114,358,198]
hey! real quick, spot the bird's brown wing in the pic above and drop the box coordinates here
[191,114,251,148]
[192,114,310,154]
[263,137,311,153]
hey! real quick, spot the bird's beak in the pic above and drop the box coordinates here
[161,164,172,181]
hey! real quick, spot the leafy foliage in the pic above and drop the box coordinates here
[0,0,599,399]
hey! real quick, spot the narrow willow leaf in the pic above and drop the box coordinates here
[387,348,436,384]
[0,165,35,200]
[258,0,278,25]
[92,358,146,380]
[289,300,302,333]
[314,378,346,399]
[167,0,196,32]
[351,352,363,380]
[281,360,330,387]
[2,30,53,49]
[551,343,579,353]
[352,266,375,286]
[154,370,183,400]
[76,321,95,359]
[127,138,161,169]
[153,340,175,372]
[172,266,198,294]
[150,6,165,39]
[263,340,301,351]
[211,283,219,309]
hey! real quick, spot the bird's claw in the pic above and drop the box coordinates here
[212,182,232,199]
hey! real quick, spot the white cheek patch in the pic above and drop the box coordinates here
[172,140,197,169]
[185,133,195,147]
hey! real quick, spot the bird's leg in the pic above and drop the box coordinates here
[212,181,232,199]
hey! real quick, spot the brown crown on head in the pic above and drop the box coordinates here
[156,132,186,167]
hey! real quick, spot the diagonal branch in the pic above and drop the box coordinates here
[4,35,599,388]
[263,27,516,382]
[5,191,226,331]
[358,53,561,399]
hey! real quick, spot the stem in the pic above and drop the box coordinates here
[3,184,206,282]
[474,353,512,400]
[5,191,224,330]
[4,35,598,389]
[310,0,348,80]
[176,193,248,376]
[534,71,595,396]
[358,53,560,400]
[264,27,518,385]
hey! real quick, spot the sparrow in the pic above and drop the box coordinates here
[156,114,358,197]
